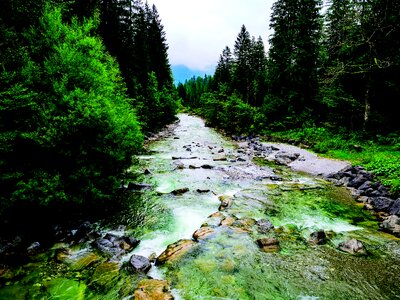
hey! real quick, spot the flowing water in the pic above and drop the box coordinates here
[1,114,399,299]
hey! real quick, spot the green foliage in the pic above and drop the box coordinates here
[0,5,143,213]
[365,154,400,196]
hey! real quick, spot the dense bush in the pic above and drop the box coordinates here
[0,6,143,214]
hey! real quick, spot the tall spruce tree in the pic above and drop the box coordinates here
[213,46,233,90]
[232,25,253,103]
[267,0,322,126]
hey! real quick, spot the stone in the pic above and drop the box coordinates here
[381,215,400,234]
[171,188,190,195]
[213,154,227,161]
[192,227,215,241]
[155,239,196,266]
[389,199,400,215]
[338,239,366,255]
[128,254,151,273]
[201,164,214,169]
[256,219,274,233]
[134,279,174,300]
[358,181,372,191]
[256,238,280,252]
[218,195,233,211]
[371,197,394,212]
[220,216,237,226]
[309,230,327,245]
[27,242,41,255]
[347,175,368,188]
[232,218,256,231]
[196,189,210,193]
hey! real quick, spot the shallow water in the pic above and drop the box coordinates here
[1,114,399,299]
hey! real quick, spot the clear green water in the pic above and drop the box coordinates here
[1,114,399,299]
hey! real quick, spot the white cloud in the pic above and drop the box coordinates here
[150,0,275,71]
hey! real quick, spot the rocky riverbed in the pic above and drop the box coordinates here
[1,114,400,300]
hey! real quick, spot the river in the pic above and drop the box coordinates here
[0,114,399,299]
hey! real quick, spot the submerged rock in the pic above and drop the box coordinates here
[155,239,196,266]
[134,279,174,300]
[256,237,280,252]
[128,254,151,273]
[338,239,366,255]
[308,230,327,245]
[171,188,190,195]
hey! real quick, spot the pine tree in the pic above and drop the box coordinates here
[232,25,253,103]
[213,46,233,90]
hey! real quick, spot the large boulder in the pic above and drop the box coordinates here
[134,279,174,300]
[338,239,366,255]
[155,239,196,266]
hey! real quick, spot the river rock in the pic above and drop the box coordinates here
[93,234,139,258]
[381,215,400,234]
[201,164,214,169]
[128,254,151,273]
[220,215,238,226]
[171,188,190,195]
[309,230,327,245]
[338,239,366,255]
[134,279,174,300]
[389,199,400,215]
[347,175,368,188]
[196,189,211,193]
[218,195,233,211]
[232,218,256,230]
[370,197,393,212]
[155,239,196,266]
[256,219,274,233]
[213,154,227,161]
[256,237,280,252]
[192,227,215,241]
[26,242,41,255]
[275,152,300,165]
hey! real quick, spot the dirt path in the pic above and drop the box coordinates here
[261,142,350,177]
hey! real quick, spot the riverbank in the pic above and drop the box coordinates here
[231,135,400,237]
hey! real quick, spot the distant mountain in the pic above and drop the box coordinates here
[171,65,214,85]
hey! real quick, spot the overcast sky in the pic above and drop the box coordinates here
[150,0,275,72]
